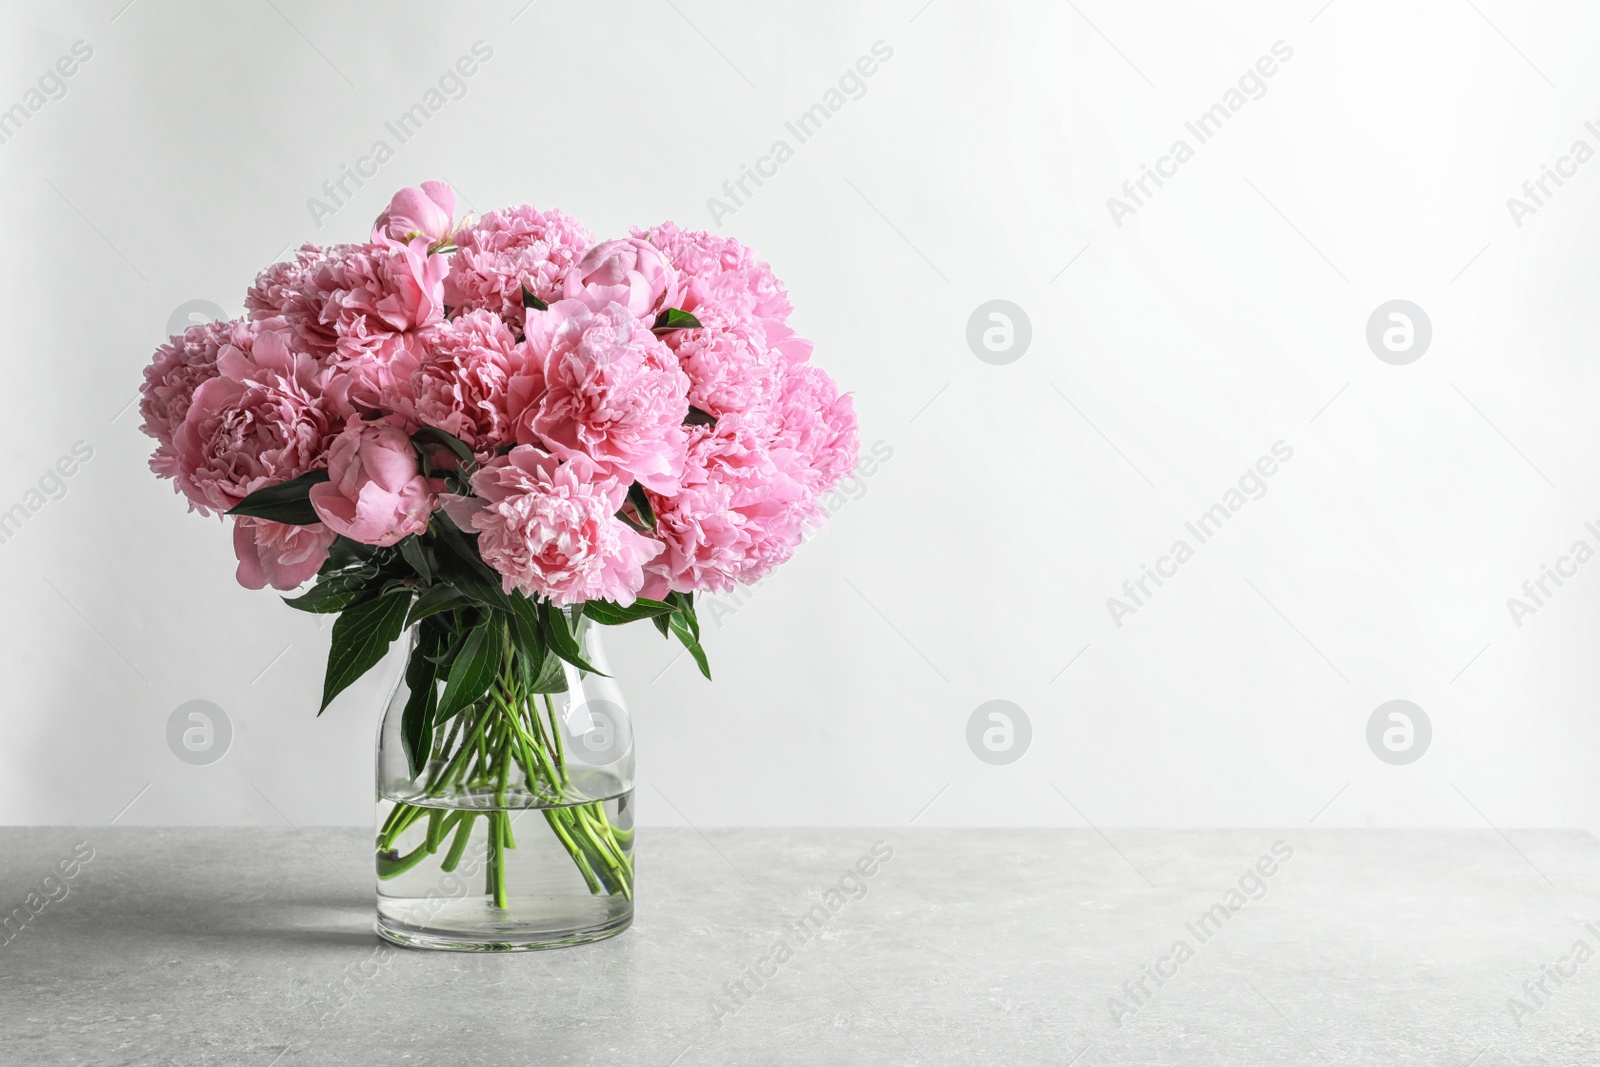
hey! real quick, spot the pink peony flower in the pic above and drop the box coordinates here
[634,222,802,360]
[512,301,689,494]
[245,245,323,331]
[641,363,857,595]
[173,327,334,515]
[663,306,783,418]
[322,330,427,420]
[641,415,808,595]
[767,362,859,494]
[374,181,456,247]
[305,239,447,338]
[232,517,336,591]
[245,241,446,364]
[564,237,679,320]
[445,205,592,333]
[461,447,662,606]
[142,318,252,481]
[309,418,435,546]
[396,310,520,454]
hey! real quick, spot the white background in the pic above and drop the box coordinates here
[2,0,1595,831]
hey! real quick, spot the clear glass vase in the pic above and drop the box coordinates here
[374,614,634,951]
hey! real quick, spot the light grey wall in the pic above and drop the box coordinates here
[3,0,1594,829]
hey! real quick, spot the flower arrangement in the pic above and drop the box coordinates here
[139,182,856,928]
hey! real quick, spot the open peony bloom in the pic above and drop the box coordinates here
[664,306,783,418]
[248,240,447,366]
[173,326,333,515]
[309,418,435,545]
[637,221,811,362]
[396,310,519,455]
[444,204,592,333]
[374,180,457,247]
[460,447,662,607]
[233,517,336,591]
[564,237,678,319]
[141,318,249,481]
[512,301,690,494]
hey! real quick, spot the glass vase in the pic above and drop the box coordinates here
[373,613,634,951]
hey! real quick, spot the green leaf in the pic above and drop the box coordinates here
[651,613,672,638]
[321,535,382,573]
[321,589,412,714]
[535,599,604,676]
[506,591,552,671]
[411,426,476,473]
[228,470,331,525]
[406,583,464,626]
[506,596,542,688]
[669,591,701,642]
[445,567,511,615]
[583,597,676,626]
[521,284,548,312]
[283,586,362,614]
[398,535,432,583]
[667,611,712,680]
[505,604,567,694]
[527,648,568,693]
[652,307,702,332]
[431,510,505,590]
[282,566,379,614]
[626,484,656,531]
[436,617,502,719]
[683,406,717,428]
[400,632,442,777]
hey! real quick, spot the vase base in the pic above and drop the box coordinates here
[376,907,632,952]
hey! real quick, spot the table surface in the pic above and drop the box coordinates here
[3,827,1599,1066]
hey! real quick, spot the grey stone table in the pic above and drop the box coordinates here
[3,828,1599,1065]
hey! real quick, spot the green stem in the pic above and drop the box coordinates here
[440,812,476,872]
[561,806,621,896]
[581,806,633,898]
[545,808,602,893]
[378,803,426,852]
[542,693,567,785]
[497,691,562,795]
[426,808,461,854]
[433,710,466,769]
[377,800,411,842]
[377,841,432,880]
[489,812,509,908]
[426,708,493,797]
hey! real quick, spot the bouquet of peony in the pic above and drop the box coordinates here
[140,182,855,918]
